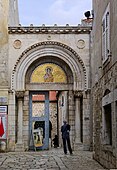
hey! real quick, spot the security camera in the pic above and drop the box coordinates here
[84,11,91,19]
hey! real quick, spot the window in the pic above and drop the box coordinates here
[103,104,112,145]
[102,3,110,63]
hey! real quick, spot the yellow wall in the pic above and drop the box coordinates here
[0,0,8,45]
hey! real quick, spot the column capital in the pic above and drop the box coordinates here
[8,89,14,94]
[84,88,91,94]
[74,90,83,98]
[15,91,25,98]
[83,89,91,99]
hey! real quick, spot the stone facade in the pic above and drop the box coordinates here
[8,28,92,151]
[92,0,117,168]
[0,0,9,151]
[0,0,93,152]
[1,0,116,168]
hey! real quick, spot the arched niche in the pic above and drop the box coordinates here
[31,63,67,83]
[25,56,73,91]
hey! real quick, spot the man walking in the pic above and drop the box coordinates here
[61,120,72,155]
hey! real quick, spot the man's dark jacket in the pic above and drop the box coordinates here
[61,124,70,139]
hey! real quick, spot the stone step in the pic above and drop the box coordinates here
[15,143,24,152]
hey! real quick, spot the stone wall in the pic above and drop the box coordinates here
[92,0,117,168]
[8,0,19,26]
[0,1,9,87]
[0,0,10,151]
[92,63,117,168]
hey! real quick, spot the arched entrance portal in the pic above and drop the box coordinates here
[27,58,73,150]
[11,41,90,151]
[28,62,70,150]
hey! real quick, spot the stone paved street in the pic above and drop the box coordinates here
[0,148,105,170]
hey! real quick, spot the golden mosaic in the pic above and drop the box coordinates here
[31,63,67,83]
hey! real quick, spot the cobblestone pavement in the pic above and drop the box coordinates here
[0,148,105,170]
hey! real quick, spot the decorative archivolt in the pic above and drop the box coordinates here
[11,41,87,91]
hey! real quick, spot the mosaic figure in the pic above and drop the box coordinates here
[44,67,54,82]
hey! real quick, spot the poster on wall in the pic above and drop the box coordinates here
[0,116,7,139]
[33,128,43,148]
[0,106,7,140]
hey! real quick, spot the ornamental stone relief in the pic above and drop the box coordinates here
[13,40,22,49]
[47,35,51,40]
[12,41,86,75]
[11,41,87,90]
[74,90,83,98]
[15,91,24,98]
[77,39,85,49]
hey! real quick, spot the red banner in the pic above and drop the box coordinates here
[0,117,4,137]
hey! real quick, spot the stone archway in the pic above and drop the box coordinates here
[10,41,91,151]
[11,41,87,91]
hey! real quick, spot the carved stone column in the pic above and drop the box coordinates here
[15,91,24,151]
[82,89,91,151]
[68,90,75,147]
[74,91,82,143]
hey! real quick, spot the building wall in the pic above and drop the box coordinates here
[8,0,19,26]
[92,0,117,168]
[7,27,92,151]
[0,1,10,151]
[0,0,93,152]
[8,31,90,88]
[0,1,9,87]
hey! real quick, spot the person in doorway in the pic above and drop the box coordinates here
[52,135,59,148]
[61,120,72,155]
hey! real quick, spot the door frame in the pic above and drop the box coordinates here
[29,91,49,150]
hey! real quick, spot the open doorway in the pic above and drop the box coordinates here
[29,91,49,150]
[29,90,69,150]
[29,91,58,150]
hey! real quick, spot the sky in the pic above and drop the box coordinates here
[18,0,92,26]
